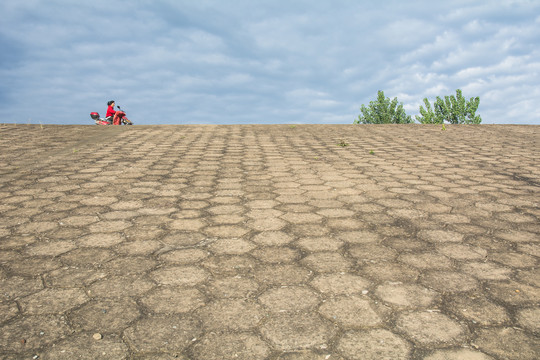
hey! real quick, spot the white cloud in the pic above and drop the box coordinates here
[0,0,539,125]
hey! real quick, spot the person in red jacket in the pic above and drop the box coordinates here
[106,100,127,125]
[106,100,116,118]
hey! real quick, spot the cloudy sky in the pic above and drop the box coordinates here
[1,0,539,125]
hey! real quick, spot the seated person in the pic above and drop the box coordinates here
[106,100,127,125]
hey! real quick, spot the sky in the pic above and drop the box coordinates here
[1,0,539,125]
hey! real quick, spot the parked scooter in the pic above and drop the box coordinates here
[90,112,111,125]
[90,105,132,125]
[115,105,133,125]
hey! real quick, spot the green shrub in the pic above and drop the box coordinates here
[416,89,482,124]
[354,91,413,124]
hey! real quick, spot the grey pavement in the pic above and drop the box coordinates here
[0,124,539,359]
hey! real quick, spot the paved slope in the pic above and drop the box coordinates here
[0,124,539,359]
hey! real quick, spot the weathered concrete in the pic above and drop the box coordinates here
[0,124,539,359]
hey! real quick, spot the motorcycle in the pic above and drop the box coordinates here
[90,105,132,125]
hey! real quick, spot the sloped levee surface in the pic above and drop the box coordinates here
[0,124,539,359]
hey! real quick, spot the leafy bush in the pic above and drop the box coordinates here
[416,89,482,124]
[354,91,413,124]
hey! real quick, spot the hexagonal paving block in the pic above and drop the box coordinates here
[436,243,487,260]
[160,232,206,247]
[76,233,125,247]
[489,251,538,268]
[301,252,354,273]
[159,249,209,264]
[80,196,118,206]
[109,200,143,210]
[141,287,205,314]
[206,276,259,298]
[246,209,284,219]
[100,256,158,276]
[251,246,300,264]
[208,204,245,215]
[0,302,18,323]
[374,283,439,309]
[88,276,155,298]
[516,307,540,333]
[460,261,513,281]
[475,327,540,360]
[316,208,354,218]
[289,224,330,237]
[191,332,270,360]
[150,266,209,286]
[125,226,168,243]
[131,353,187,360]
[202,255,258,276]
[6,257,62,276]
[261,313,336,351]
[204,225,251,237]
[117,240,163,256]
[278,204,316,213]
[60,248,116,267]
[1,276,44,300]
[275,194,308,204]
[19,288,88,315]
[280,212,322,224]
[24,240,76,257]
[124,314,202,353]
[326,218,368,231]
[495,230,537,243]
[420,271,479,293]
[518,243,540,258]
[60,215,99,226]
[88,220,132,233]
[487,280,540,306]
[251,231,295,245]
[41,333,129,359]
[246,199,279,209]
[337,329,411,360]
[16,221,58,235]
[210,214,246,224]
[446,293,510,325]
[396,311,468,346]
[348,243,397,263]
[319,295,382,328]
[259,286,320,313]
[208,238,256,255]
[0,315,70,352]
[384,237,429,252]
[418,230,464,243]
[168,219,206,231]
[360,263,420,283]
[423,348,495,360]
[398,252,453,270]
[516,268,540,289]
[70,298,141,332]
[197,299,264,331]
[0,234,36,249]
[277,351,344,359]
[295,237,344,252]
[178,200,209,210]
[253,264,313,286]
[311,273,370,295]
[247,218,287,231]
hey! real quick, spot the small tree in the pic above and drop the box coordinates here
[417,98,438,123]
[355,90,413,124]
[416,89,482,124]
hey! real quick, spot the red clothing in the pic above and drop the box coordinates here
[106,105,116,118]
